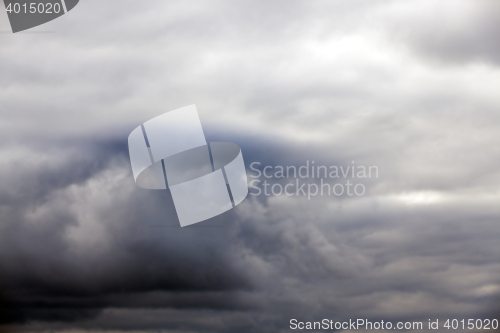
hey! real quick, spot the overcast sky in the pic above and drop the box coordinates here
[1,0,500,332]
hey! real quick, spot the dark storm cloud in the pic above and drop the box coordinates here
[0,133,498,333]
[0,137,254,326]
[1,0,500,332]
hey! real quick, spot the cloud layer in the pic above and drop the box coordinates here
[0,0,500,332]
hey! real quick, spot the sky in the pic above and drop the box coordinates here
[0,0,500,332]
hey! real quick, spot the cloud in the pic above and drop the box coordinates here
[0,135,498,332]
[0,0,499,332]
[378,0,500,65]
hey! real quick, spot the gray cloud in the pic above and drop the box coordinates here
[0,0,500,332]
